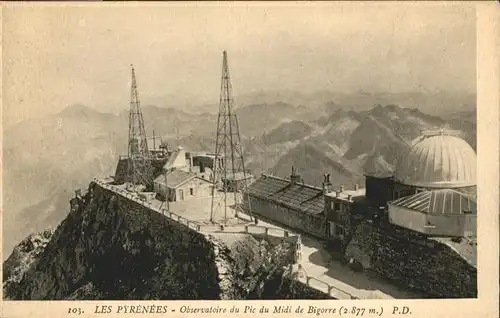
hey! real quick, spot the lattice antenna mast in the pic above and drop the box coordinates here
[127,64,152,190]
[210,51,253,224]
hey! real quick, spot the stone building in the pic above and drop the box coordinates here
[388,189,476,237]
[365,130,477,206]
[342,130,478,298]
[326,130,477,247]
[191,153,223,173]
[153,169,213,202]
[324,179,366,248]
[385,130,477,237]
[245,168,326,238]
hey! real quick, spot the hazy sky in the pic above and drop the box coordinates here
[4,3,476,126]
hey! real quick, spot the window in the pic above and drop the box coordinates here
[334,202,341,212]
[329,222,336,238]
[190,188,194,196]
[337,225,345,238]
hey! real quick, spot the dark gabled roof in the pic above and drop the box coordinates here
[247,174,325,215]
[389,189,476,215]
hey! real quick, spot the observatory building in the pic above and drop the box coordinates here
[392,131,476,190]
[366,130,476,200]
[346,129,476,238]
[249,129,477,249]
[385,130,477,237]
[247,129,477,247]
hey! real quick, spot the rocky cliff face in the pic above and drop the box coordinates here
[3,182,328,300]
[345,221,477,298]
[3,228,55,295]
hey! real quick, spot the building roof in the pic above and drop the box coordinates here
[192,152,216,158]
[154,169,207,188]
[247,174,324,215]
[222,171,253,181]
[325,188,366,201]
[365,172,394,179]
[393,131,476,188]
[388,189,476,215]
[163,147,187,170]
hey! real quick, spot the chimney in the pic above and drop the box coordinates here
[322,173,332,194]
[336,191,340,198]
[290,166,301,185]
[340,185,345,193]
[189,153,194,168]
[348,194,353,202]
[355,184,359,191]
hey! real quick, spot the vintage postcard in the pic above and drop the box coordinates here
[1,2,498,318]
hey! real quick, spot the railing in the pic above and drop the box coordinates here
[296,266,359,300]
[202,223,297,240]
[93,179,204,232]
[243,225,293,238]
[94,178,300,240]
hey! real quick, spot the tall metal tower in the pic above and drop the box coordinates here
[210,51,253,224]
[127,64,153,190]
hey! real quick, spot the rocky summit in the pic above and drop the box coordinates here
[3,182,329,300]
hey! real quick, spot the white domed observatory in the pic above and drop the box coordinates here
[394,130,477,190]
[387,130,477,237]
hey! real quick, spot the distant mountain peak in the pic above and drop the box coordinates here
[369,104,403,114]
[240,102,295,112]
[142,105,182,113]
[384,104,402,112]
[59,104,101,117]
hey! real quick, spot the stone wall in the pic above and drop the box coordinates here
[345,221,477,298]
[7,183,221,300]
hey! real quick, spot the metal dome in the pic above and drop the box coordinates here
[394,131,476,188]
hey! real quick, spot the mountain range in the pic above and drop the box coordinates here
[3,93,476,257]
[153,90,476,118]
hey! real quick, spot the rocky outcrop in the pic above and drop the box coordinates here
[3,182,326,300]
[345,221,477,298]
[210,233,299,299]
[3,228,55,299]
[253,271,333,299]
